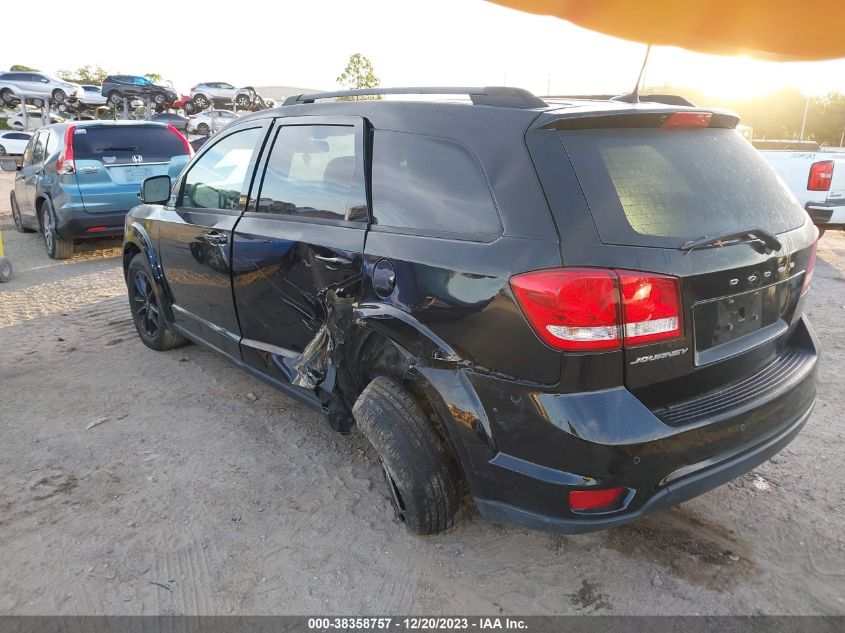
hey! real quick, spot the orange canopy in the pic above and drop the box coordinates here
[488,1,845,61]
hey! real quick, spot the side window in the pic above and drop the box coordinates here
[371,131,501,237]
[181,127,263,211]
[255,124,356,221]
[22,136,35,165]
[31,131,47,163]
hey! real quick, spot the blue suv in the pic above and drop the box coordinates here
[3,121,192,258]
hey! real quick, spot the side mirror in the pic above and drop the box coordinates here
[141,175,172,204]
[0,159,19,172]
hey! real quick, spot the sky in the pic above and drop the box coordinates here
[4,0,845,98]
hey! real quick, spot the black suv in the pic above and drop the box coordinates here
[123,87,819,535]
[101,75,178,109]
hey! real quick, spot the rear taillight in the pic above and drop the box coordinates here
[56,125,76,175]
[569,487,625,512]
[510,269,620,351]
[661,111,712,128]
[167,124,193,156]
[510,268,683,351]
[808,160,834,191]
[618,272,683,345]
[802,241,818,294]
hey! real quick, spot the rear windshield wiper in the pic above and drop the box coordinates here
[681,227,782,255]
[96,146,138,152]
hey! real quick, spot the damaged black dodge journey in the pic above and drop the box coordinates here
[123,87,819,534]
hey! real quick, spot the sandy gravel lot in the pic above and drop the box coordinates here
[0,171,844,615]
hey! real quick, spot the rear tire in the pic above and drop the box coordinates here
[108,91,123,106]
[52,89,67,103]
[152,92,166,106]
[127,253,188,351]
[193,94,209,109]
[353,376,462,535]
[40,200,73,259]
[197,123,209,135]
[0,257,12,283]
[0,88,14,104]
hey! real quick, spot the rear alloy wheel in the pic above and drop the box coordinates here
[41,200,73,259]
[235,94,250,108]
[197,123,210,135]
[0,257,12,283]
[11,193,34,233]
[152,92,166,106]
[52,89,67,103]
[127,253,188,351]
[353,376,462,534]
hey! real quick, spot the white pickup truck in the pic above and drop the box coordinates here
[760,149,845,236]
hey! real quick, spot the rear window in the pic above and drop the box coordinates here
[72,125,187,164]
[559,128,807,247]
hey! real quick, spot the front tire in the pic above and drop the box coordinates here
[0,257,12,283]
[0,88,15,104]
[353,376,462,535]
[0,145,5,156]
[11,193,34,233]
[235,94,251,108]
[40,200,73,259]
[197,123,210,135]
[193,94,209,109]
[52,89,67,103]
[152,92,166,106]
[108,91,123,106]
[127,253,188,351]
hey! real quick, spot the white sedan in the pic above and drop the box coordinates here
[5,108,64,131]
[0,130,32,156]
[186,109,237,135]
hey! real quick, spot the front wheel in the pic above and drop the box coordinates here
[197,123,210,135]
[193,94,209,109]
[127,253,188,351]
[152,92,166,106]
[41,200,73,259]
[108,91,123,106]
[11,193,34,233]
[235,94,251,108]
[0,88,15,104]
[0,145,5,156]
[0,257,12,283]
[353,376,462,534]
[52,89,67,103]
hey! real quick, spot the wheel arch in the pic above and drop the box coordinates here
[124,220,175,321]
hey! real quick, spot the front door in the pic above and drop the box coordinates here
[232,116,368,387]
[156,121,268,358]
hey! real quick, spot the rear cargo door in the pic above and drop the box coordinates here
[72,125,190,214]
[534,115,817,406]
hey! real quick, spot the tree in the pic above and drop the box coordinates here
[10,64,39,71]
[336,53,380,99]
[57,65,109,85]
[144,73,163,83]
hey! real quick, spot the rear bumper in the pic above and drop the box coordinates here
[55,210,127,239]
[422,316,819,533]
[806,201,845,225]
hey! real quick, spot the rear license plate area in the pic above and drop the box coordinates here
[694,283,783,354]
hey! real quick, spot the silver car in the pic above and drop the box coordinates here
[80,85,107,107]
[0,71,83,103]
[190,82,256,109]
[186,109,237,135]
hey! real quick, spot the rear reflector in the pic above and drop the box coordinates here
[802,240,818,294]
[569,487,625,511]
[86,226,108,232]
[510,268,683,351]
[661,111,712,128]
[808,160,834,191]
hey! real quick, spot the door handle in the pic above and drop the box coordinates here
[198,231,228,245]
[81,166,99,174]
[315,254,354,269]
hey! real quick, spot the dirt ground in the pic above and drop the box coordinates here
[0,171,843,616]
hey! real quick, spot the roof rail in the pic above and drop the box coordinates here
[282,86,548,109]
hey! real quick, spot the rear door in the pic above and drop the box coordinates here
[529,113,816,406]
[157,121,269,358]
[72,124,191,214]
[19,130,48,222]
[14,133,38,224]
[232,116,367,386]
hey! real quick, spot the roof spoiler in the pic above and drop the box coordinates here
[546,94,697,107]
[282,86,548,109]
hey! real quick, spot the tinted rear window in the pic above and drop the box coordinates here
[559,128,806,247]
[72,126,187,164]
[371,130,500,238]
